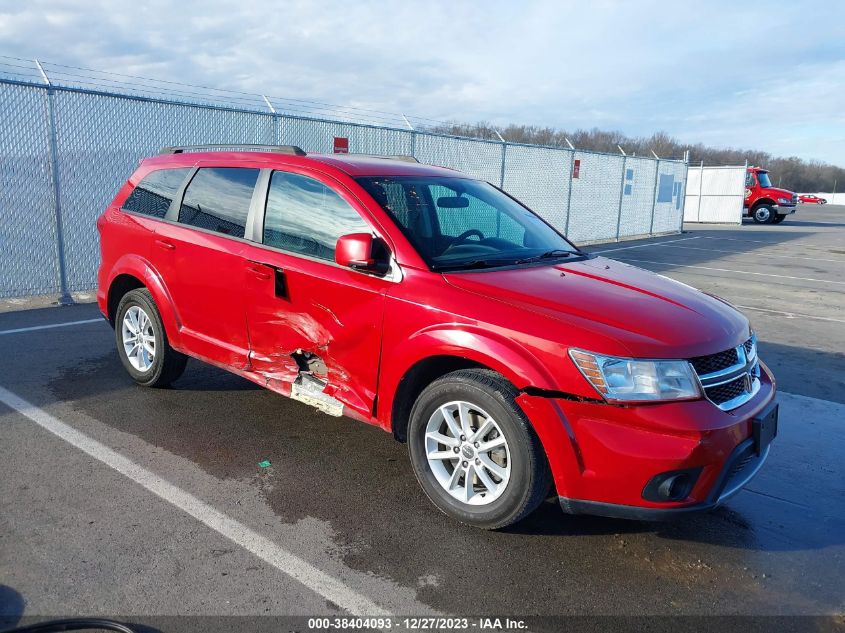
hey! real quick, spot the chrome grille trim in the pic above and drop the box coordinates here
[691,335,759,411]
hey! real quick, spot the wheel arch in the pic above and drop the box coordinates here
[105,254,182,346]
[384,327,558,442]
[751,198,776,209]
[390,355,489,442]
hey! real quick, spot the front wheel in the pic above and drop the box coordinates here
[772,214,787,224]
[115,288,187,387]
[752,204,776,224]
[407,369,551,529]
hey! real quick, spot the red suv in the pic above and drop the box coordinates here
[97,145,778,528]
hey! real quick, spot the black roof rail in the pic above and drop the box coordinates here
[160,144,306,156]
[345,154,419,163]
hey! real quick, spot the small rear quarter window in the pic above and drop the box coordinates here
[123,168,191,218]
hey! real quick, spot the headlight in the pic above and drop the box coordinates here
[778,197,790,204]
[569,349,701,402]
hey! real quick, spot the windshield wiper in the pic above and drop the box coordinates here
[514,249,577,264]
[431,259,515,272]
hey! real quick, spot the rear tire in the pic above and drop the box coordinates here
[772,214,786,224]
[115,288,187,387]
[407,369,551,529]
[752,204,776,224]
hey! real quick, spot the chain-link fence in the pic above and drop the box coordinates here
[0,75,687,300]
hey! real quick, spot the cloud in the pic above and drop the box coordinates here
[1,0,843,164]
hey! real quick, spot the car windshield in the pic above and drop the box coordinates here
[356,176,581,271]
[758,172,773,188]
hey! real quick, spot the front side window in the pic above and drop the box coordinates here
[123,168,191,218]
[745,171,755,187]
[178,168,260,238]
[263,171,371,261]
[357,176,579,271]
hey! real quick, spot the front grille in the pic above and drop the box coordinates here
[690,348,739,375]
[719,441,763,499]
[706,376,747,405]
[689,336,758,410]
[743,338,754,355]
[730,451,754,477]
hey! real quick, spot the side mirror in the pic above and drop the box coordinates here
[335,233,390,275]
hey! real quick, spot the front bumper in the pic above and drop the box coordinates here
[516,363,777,520]
[558,437,771,520]
[773,203,797,215]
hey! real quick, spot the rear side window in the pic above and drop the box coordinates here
[122,168,191,218]
[178,167,260,238]
[263,171,371,261]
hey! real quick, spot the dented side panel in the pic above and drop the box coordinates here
[244,246,389,419]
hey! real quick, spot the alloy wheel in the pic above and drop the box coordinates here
[122,305,156,372]
[424,400,511,506]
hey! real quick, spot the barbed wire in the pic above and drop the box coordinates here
[0,55,458,131]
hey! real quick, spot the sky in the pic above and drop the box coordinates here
[1,0,843,165]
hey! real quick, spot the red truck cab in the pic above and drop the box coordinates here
[97,145,779,528]
[744,167,797,224]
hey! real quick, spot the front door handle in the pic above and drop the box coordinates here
[155,239,175,251]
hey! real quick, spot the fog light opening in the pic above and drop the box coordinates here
[642,467,701,503]
[658,474,691,501]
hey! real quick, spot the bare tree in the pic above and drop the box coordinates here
[428,121,843,192]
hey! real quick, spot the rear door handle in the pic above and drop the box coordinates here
[247,261,287,298]
[155,239,175,251]
[247,264,272,281]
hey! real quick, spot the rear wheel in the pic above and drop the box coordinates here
[772,214,786,224]
[752,204,776,224]
[115,288,187,387]
[407,369,551,529]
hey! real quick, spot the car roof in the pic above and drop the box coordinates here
[306,153,467,178]
[142,150,471,179]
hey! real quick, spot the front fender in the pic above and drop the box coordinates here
[404,323,555,387]
[377,323,558,430]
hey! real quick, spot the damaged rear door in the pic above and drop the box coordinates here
[244,168,392,419]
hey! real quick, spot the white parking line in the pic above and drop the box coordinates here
[652,243,845,264]
[591,235,701,254]
[616,258,845,285]
[695,235,843,251]
[735,305,845,324]
[0,385,390,617]
[0,318,104,336]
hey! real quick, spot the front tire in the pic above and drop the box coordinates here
[752,204,776,224]
[772,214,786,224]
[407,369,551,529]
[115,288,187,387]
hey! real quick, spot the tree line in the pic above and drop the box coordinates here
[429,122,841,193]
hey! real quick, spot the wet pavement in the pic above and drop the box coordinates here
[1,205,843,625]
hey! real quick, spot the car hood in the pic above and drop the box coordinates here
[442,256,749,358]
[764,187,795,198]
